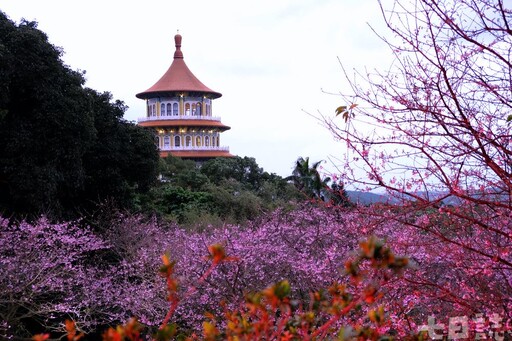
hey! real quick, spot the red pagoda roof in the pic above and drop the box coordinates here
[136,34,222,99]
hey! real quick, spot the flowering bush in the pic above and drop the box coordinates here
[0,217,110,336]
[0,206,372,338]
[107,236,411,341]
[3,202,511,339]
[32,235,412,341]
[97,206,364,332]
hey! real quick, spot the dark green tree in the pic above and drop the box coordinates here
[159,155,198,181]
[200,156,264,191]
[0,13,94,217]
[0,12,159,219]
[158,156,210,190]
[81,90,159,211]
[149,185,214,222]
[139,155,300,226]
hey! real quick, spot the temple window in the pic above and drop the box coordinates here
[174,135,181,147]
[164,136,170,148]
[173,103,178,116]
[185,135,192,147]
[195,136,201,146]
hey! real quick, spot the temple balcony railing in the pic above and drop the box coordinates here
[138,115,222,123]
[160,146,230,152]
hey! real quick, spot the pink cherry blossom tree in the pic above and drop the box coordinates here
[325,0,511,201]
[0,217,112,337]
[6,205,507,338]
[316,0,512,333]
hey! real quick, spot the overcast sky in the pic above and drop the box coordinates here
[2,0,390,177]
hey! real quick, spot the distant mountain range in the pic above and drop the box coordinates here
[346,190,465,206]
[346,191,394,205]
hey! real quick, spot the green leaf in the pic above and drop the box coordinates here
[274,280,291,299]
[153,323,177,341]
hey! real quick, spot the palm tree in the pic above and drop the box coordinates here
[286,157,331,200]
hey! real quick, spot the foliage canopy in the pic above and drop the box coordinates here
[0,12,159,219]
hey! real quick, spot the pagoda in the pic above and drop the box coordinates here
[136,33,232,160]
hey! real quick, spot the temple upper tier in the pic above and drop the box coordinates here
[136,34,232,159]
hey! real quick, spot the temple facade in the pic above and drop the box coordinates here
[136,34,232,160]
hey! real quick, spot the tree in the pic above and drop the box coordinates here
[0,13,159,219]
[317,0,512,325]
[286,156,331,201]
[3,209,417,340]
[148,185,214,222]
[200,156,265,191]
[0,217,112,337]
[327,0,511,202]
[158,155,199,184]
[141,155,300,226]
[326,181,354,207]
[0,13,95,217]
[81,89,159,212]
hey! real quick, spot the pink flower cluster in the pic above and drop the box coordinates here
[2,202,511,338]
